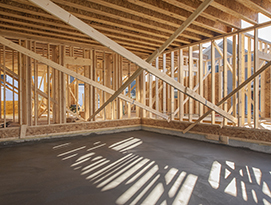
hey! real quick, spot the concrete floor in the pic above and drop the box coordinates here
[0,130,270,205]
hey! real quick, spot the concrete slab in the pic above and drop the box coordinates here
[0,130,270,205]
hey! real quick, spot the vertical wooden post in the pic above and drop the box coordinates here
[3,46,6,128]
[26,40,32,126]
[254,28,259,128]
[232,35,237,120]
[260,42,265,118]
[211,41,215,124]
[61,45,67,124]
[238,33,245,127]
[33,41,38,126]
[111,53,118,119]
[47,43,50,125]
[223,37,228,126]
[171,51,175,121]
[102,52,106,120]
[12,50,15,122]
[179,49,184,121]
[218,60,222,105]
[155,57,159,118]
[163,53,166,114]
[52,45,59,124]
[128,62,131,118]
[247,38,252,124]
[114,54,120,119]
[149,68,152,118]
[199,44,203,122]
[92,50,96,121]
[84,49,90,120]
[142,69,146,118]
[18,40,22,125]
[119,55,123,119]
[136,66,141,117]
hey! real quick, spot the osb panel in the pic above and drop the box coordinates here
[0,128,19,138]
[26,119,141,136]
[142,118,271,143]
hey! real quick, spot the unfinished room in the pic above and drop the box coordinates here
[0,0,271,204]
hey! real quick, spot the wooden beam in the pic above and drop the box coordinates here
[199,0,258,25]
[247,37,252,125]
[211,41,215,124]
[183,60,271,133]
[232,35,237,119]
[179,49,184,121]
[189,47,193,122]
[223,37,227,126]
[28,0,236,123]
[155,57,159,118]
[238,33,245,126]
[171,51,175,121]
[236,0,271,19]
[199,44,203,121]
[254,28,259,128]
[0,35,169,121]
[65,56,92,66]
[126,0,226,34]
[162,0,241,29]
[3,46,6,128]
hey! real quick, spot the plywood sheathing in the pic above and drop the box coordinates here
[0,127,20,139]
[142,118,271,143]
[25,118,141,136]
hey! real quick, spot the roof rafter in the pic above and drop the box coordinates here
[236,0,271,19]
[199,0,258,25]
[162,0,241,29]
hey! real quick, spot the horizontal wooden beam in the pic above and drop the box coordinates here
[30,0,237,123]
[0,35,169,121]
[183,60,271,133]
[259,51,271,61]
[65,56,92,66]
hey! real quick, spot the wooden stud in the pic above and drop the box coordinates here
[171,51,175,121]
[223,37,228,126]
[128,62,131,118]
[254,28,259,128]
[155,57,159,118]
[33,41,38,126]
[163,54,167,115]
[119,55,123,119]
[184,58,271,133]
[149,68,152,118]
[47,43,50,125]
[247,37,252,124]
[179,49,184,121]
[211,41,215,124]
[189,47,193,122]
[232,35,237,120]
[238,33,245,126]
[142,70,146,118]
[3,46,6,128]
[260,42,266,118]
[199,44,203,121]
